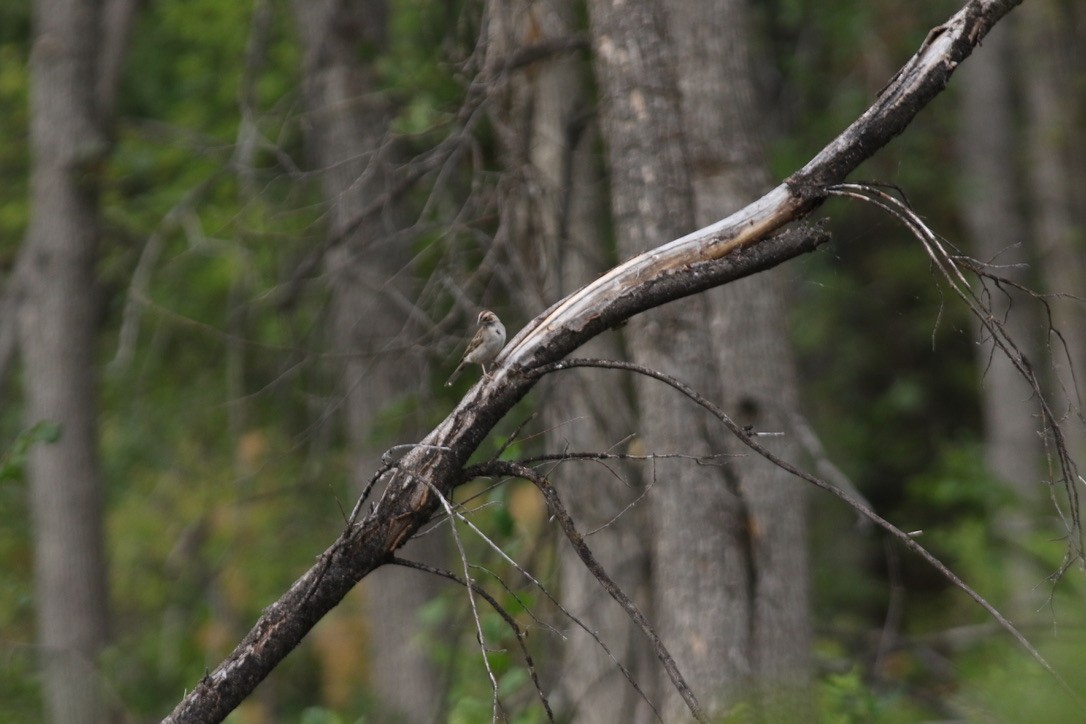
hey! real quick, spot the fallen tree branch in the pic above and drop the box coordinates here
[164,2,1025,720]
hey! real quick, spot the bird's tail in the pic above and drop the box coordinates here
[444,362,465,387]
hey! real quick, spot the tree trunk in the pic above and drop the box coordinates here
[958,19,1041,495]
[586,1,759,719]
[19,1,110,720]
[956,18,1045,615]
[1019,0,1086,461]
[293,1,443,720]
[666,0,811,709]
[490,2,653,720]
[588,0,811,717]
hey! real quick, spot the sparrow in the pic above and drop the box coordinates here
[445,310,506,386]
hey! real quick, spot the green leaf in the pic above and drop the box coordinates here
[0,421,63,483]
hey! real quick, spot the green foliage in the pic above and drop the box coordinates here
[0,647,41,723]
[793,231,981,506]
[0,421,61,483]
[45,0,339,718]
[0,421,62,710]
[907,443,1012,515]
[956,634,1086,722]
[382,0,469,134]
[818,667,886,723]
[0,423,45,720]
[58,3,488,715]
[298,707,362,724]
[0,15,29,256]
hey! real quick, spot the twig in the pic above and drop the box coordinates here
[468,460,704,723]
[825,183,1084,573]
[530,357,1086,711]
[390,556,556,723]
[277,37,589,311]
[428,475,660,718]
[426,481,505,722]
[516,450,732,535]
[792,414,873,529]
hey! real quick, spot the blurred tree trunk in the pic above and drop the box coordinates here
[588,0,810,717]
[665,0,811,708]
[489,3,652,721]
[958,19,1041,500]
[956,19,1044,613]
[19,1,111,720]
[1019,0,1086,460]
[587,1,760,718]
[294,2,443,720]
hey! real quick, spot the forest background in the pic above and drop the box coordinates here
[1,0,1085,721]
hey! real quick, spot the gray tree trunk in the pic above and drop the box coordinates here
[19,0,111,720]
[958,19,1041,495]
[956,19,1045,615]
[489,3,653,721]
[588,0,811,718]
[587,1,756,719]
[666,0,811,708]
[1019,1,1086,461]
[294,2,443,720]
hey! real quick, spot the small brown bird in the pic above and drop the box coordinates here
[445,310,506,386]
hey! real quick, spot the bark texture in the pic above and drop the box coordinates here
[586,0,753,718]
[20,0,110,720]
[294,1,443,720]
[667,0,811,706]
[491,2,652,720]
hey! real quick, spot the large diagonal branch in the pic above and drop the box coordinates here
[165,2,1021,720]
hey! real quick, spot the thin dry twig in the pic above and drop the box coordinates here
[426,482,505,721]
[466,459,705,723]
[433,472,661,719]
[825,183,1085,578]
[390,556,556,723]
[530,357,1086,711]
[516,450,731,535]
[793,414,873,529]
[277,36,589,311]
[468,563,563,638]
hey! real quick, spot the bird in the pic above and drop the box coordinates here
[445,310,506,387]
